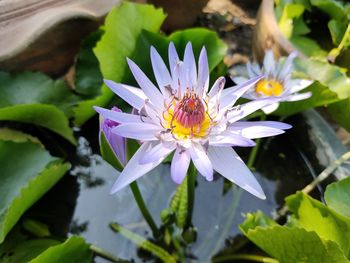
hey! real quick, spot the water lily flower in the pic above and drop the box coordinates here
[94,42,292,199]
[100,106,127,166]
[232,50,313,114]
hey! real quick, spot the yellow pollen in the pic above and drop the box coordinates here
[255,79,283,96]
[163,94,212,140]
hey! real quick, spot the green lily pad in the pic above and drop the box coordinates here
[74,30,104,97]
[325,176,350,219]
[73,2,227,125]
[286,192,350,258]
[328,98,350,132]
[240,219,349,263]
[0,234,92,263]
[0,71,79,117]
[0,104,75,144]
[0,138,70,243]
[73,2,166,125]
[274,81,339,116]
[29,236,92,263]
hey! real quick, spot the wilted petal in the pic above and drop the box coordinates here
[189,143,213,181]
[112,123,160,141]
[150,46,173,94]
[104,80,146,110]
[229,121,292,139]
[197,46,209,95]
[208,146,266,199]
[139,141,176,164]
[127,58,163,109]
[110,142,164,194]
[171,148,191,184]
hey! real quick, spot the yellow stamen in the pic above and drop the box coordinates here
[163,95,212,140]
[255,79,283,96]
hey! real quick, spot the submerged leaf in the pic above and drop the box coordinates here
[110,223,177,263]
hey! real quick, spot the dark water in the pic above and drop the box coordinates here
[68,125,317,262]
[25,114,326,263]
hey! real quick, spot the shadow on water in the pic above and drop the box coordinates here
[25,112,330,262]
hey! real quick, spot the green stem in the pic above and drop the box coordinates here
[186,162,196,228]
[130,181,161,238]
[213,254,279,263]
[90,245,128,263]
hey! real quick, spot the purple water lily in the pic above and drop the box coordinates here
[232,50,313,114]
[94,42,292,199]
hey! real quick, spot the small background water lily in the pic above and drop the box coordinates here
[94,42,292,200]
[232,50,313,114]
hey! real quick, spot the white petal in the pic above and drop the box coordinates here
[209,131,256,147]
[208,77,225,112]
[150,46,173,94]
[231,76,249,85]
[139,141,176,164]
[247,62,261,78]
[94,106,146,124]
[285,92,312,102]
[277,51,297,80]
[263,49,276,77]
[189,143,213,181]
[286,79,313,93]
[208,76,226,98]
[208,146,266,199]
[229,121,292,139]
[227,98,280,122]
[261,102,280,114]
[127,58,163,109]
[171,148,191,184]
[168,42,180,78]
[110,142,163,194]
[197,46,209,95]
[183,42,197,89]
[104,80,146,110]
[172,61,187,97]
[220,75,264,110]
[112,123,160,141]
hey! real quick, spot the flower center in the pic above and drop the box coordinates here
[164,92,211,139]
[255,79,283,96]
[173,93,205,129]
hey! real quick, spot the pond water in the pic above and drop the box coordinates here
[25,115,323,262]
